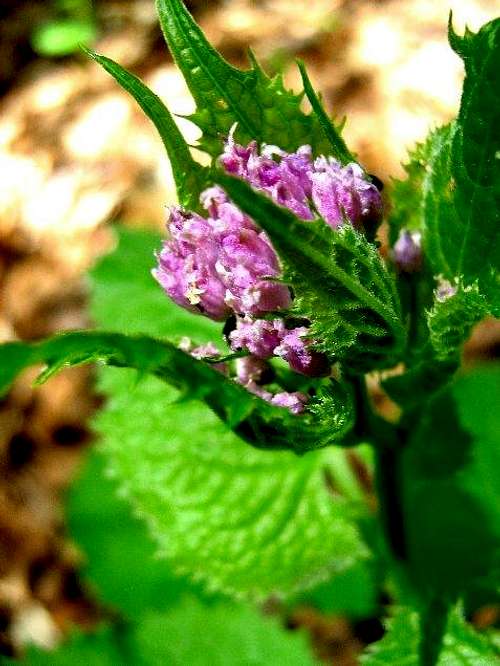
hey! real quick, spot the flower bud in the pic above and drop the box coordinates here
[392,230,422,273]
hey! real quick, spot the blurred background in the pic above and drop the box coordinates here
[0,0,498,662]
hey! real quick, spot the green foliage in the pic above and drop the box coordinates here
[23,626,122,665]
[85,228,369,599]
[129,597,319,666]
[23,600,319,666]
[424,19,500,313]
[155,0,337,158]
[401,366,500,603]
[32,19,97,57]
[67,451,191,616]
[360,606,498,665]
[83,50,208,212]
[297,61,354,164]
[427,281,488,361]
[94,367,368,599]
[0,328,356,455]
[217,173,405,371]
[388,125,451,242]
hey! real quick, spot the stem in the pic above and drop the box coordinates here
[375,445,407,561]
[419,597,449,666]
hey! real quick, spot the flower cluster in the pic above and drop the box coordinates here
[221,129,382,230]
[154,132,383,413]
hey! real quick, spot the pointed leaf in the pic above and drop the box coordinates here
[297,60,355,164]
[424,19,500,313]
[83,47,208,210]
[0,329,355,455]
[155,0,336,157]
[216,172,405,371]
[361,606,498,666]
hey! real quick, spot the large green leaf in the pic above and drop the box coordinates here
[216,173,405,372]
[83,49,208,211]
[68,451,193,616]
[155,0,341,158]
[360,606,498,666]
[129,597,319,665]
[401,365,500,602]
[22,599,319,666]
[94,367,367,599]
[424,19,500,312]
[88,228,369,599]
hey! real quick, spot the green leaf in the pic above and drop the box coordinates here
[360,606,498,666]
[22,626,122,666]
[83,49,208,211]
[401,366,500,603]
[22,600,320,665]
[427,281,488,361]
[0,329,355,455]
[424,19,500,312]
[129,597,319,665]
[297,60,354,164]
[216,172,405,372]
[94,367,368,599]
[388,125,451,244]
[67,450,192,616]
[155,0,338,157]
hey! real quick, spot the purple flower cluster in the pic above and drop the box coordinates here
[221,127,382,230]
[154,131,382,413]
[153,190,290,320]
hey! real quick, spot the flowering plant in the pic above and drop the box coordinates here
[1,2,499,664]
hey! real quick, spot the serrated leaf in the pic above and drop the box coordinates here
[83,48,208,211]
[94,367,368,599]
[297,60,355,164]
[216,172,405,372]
[0,328,356,455]
[427,281,488,361]
[68,450,192,616]
[424,19,500,312]
[129,597,319,665]
[155,0,338,158]
[401,366,500,603]
[360,606,498,666]
[389,125,451,242]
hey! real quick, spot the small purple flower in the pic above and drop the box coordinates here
[230,318,329,377]
[229,318,285,358]
[392,230,422,273]
[435,277,458,303]
[271,391,309,414]
[153,208,230,320]
[235,355,269,385]
[274,327,330,377]
[178,337,227,373]
[311,158,383,229]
